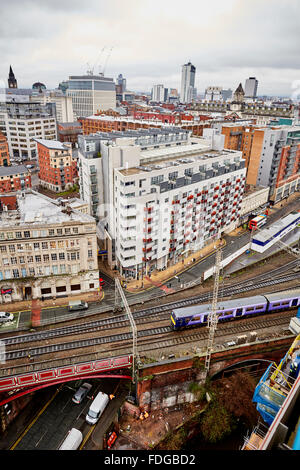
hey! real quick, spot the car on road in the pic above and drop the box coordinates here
[72,382,92,404]
[68,300,89,311]
[0,311,14,323]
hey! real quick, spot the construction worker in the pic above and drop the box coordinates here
[109,394,115,400]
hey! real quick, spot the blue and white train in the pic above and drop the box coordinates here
[170,288,300,330]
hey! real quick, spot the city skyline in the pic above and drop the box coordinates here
[0,0,299,97]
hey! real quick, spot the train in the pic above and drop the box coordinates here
[170,287,300,330]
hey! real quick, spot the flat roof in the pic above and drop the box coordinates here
[0,165,29,177]
[264,288,300,302]
[34,139,70,150]
[253,212,300,243]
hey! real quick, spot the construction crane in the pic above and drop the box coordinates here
[102,46,113,75]
[204,233,224,378]
[114,278,139,382]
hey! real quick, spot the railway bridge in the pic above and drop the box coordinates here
[0,333,295,410]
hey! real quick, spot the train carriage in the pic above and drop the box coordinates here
[264,288,300,312]
[171,295,268,330]
[170,288,300,330]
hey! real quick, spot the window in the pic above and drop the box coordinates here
[50,241,56,249]
[57,229,63,235]
[10,257,17,265]
[72,227,78,233]
[2,258,9,266]
[12,269,19,278]
[58,241,64,248]
[43,254,49,262]
[0,246,7,253]
[59,253,65,260]
[24,231,30,238]
[29,267,35,276]
[35,255,41,263]
[51,253,57,261]
[60,265,66,274]
[7,232,13,239]
[33,243,40,250]
[15,231,22,239]
[65,228,71,234]
[52,265,58,275]
[8,245,15,253]
[19,256,25,264]
[70,253,77,260]
[42,242,48,250]
[56,285,66,292]
[49,229,55,236]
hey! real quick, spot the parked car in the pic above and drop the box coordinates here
[0,311,14,323]
[59,428,83,450]
[72,382,92,404]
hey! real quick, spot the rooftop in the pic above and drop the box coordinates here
[0,165,29,177]
[34,139,71,151]
[0,191,95,227]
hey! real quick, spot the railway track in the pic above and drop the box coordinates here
[2,271,299,349]
[2,272,299,350]
[3,310,294,362]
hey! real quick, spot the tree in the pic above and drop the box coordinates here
[200,401,232,443]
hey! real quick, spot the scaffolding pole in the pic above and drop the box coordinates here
[114,278,139,382]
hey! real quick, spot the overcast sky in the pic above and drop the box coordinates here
[0,0,299,96]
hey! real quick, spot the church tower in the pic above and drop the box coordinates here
[8,66,18,89]
[230,83,245,112]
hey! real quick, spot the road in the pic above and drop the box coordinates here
[9,377,128,450]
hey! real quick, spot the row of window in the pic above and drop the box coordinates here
[0,227,79,240]
[0,264,80,280]
[0,251,81,266]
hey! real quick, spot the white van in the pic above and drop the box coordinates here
[86,391,109,425]
[59,428,83,450]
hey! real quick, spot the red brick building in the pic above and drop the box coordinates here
[57,122,83,148]
[0,132,10,166]
[0,165,31,193]
[35,139,78,193]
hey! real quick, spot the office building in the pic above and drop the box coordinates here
[205,86,223,102]
[180,62,196,104]
[66,74,116,118]
[0,191,99,302]
[117,74,126,93]
[0,100,57,161]
[245,77,258,98]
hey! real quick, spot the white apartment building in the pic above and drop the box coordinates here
[0,101,57,161]
[152,84,165,102]
[79,128,246,279]
[0,191,99,303]
[66,74,116,118]
[31,92,74,123]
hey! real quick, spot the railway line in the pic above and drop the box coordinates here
[2,309,295,363]
[2,270,299,349]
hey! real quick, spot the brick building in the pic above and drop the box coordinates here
[57,122,82,147]
[35,139,78,192]
[0,132,10,166]
[0,165,31,193]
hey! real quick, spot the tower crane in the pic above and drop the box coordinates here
[102,47,113,75]
[114,278,139,382]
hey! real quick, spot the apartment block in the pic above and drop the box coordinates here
[79,127,246,279]
[0,165,31,193]
[0,191,99,303]
[35,139,78,192]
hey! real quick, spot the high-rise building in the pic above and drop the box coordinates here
[245,77,258,98]
[8,66,17,89]
[204,86,223,102]
[180,62,196,103]
[117,74,126,93]
[78,127,246,277]
[66,74,116,118]
[152,84,165,102]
